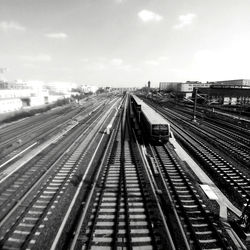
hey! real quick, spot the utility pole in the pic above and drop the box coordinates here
[192,87,198,122]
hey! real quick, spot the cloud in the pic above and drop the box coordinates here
[0,21,26,31]
[110,58,138,71]
[111,58,123,66]
[114,0,125,3]
[145,60,159,66]
[173,13,196,29]
[194,50,214,63]
[21,54,52,62]
[82,57,140,72]
[192,44,250,80]
[145,56,169,66]
[158,56,169,61]
[81,58,89,63]
[84,62,106,71]
[138,10,163,23]
[45,33,68,39]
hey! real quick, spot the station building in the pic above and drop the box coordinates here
[197,79,250,106]
[159,79,250,107]
[159,81,211,99]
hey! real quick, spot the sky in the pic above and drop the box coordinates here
[0,0,250,88]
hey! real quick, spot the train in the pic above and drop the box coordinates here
[130,94,171,142]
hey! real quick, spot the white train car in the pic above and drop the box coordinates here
[131,94,171,142]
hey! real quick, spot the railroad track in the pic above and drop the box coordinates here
[76,141,158,249]
[150,144,231,249]
[161,102,250,133]
[0,106,86,166]
[163,103,250,139]
[142,101,250,200]
[157,105,250,164]
[199,121,250,147]
[148,99,250,142]
[0,98,110,172]
[197,126,250,165]
[69,99,175,250]
[0,105,73,144]
[171,123,250,205]
[156,102,250,146]
[0,96,106,155]
[0,102,112,249]
[164,108,250,166]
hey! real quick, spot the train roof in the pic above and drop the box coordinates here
[131,94,144,106]
[131,94,170,125]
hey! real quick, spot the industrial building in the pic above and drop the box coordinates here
[198,79,250,106]
[159,81,211,99]
[209,79,250,88]
[159,79,250,107]
[159,82,182,91]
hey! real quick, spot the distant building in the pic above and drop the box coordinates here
[0,98,22,113]
[81,84,98,94]
[0,80,33,89]
[198,79,250,105]
[159,81,211,99]
[0,80,51,113]
[208,79,250,88]
[111,87,138,93]
[0,81,31,112]
[0,81,9,89]
[45,82,74,95]
[159,82,181,91]
[0,89,32,99]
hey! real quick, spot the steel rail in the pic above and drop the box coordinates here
[67,109,121,250]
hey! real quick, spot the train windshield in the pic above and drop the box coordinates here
[152,125,169,135]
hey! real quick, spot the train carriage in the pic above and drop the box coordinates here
[131,94,171,142]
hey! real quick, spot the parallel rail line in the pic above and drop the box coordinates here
[156,105,250,166]
[0,104,110,249]
[172,124,250,205]
[143,100,250,206]
[69,98,175,250]
[0,104,95,168]
[151,144,231,249]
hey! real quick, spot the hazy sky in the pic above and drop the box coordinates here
[1,0,250,87]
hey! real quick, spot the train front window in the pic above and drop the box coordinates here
[152,125,169,135]
[152,125,160,135]
[160,125,169,135]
